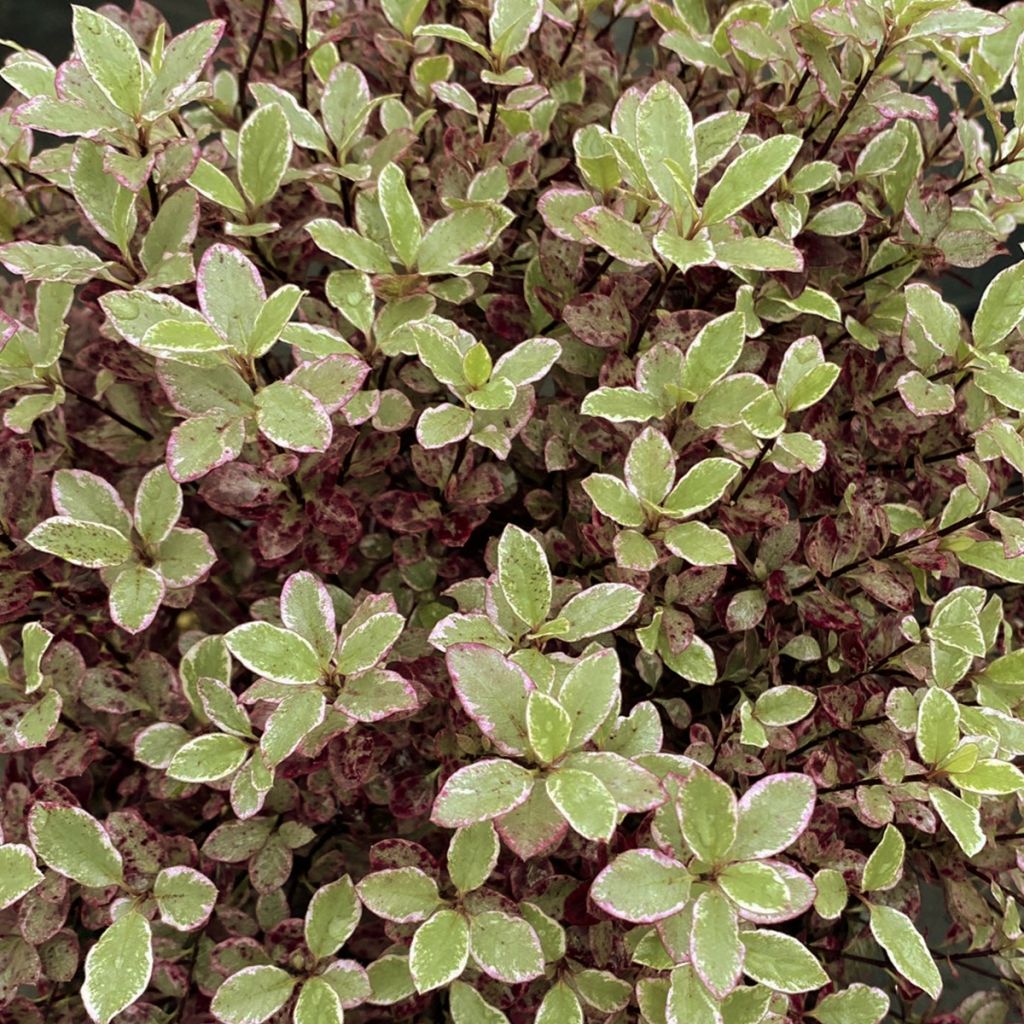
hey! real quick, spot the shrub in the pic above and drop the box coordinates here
[1,0,1024,1021]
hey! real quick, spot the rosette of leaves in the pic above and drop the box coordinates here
[426,524,662,851]
[154,571,416,815]
[0,621,62,749]
[14,802,217,1024]
[25,467,215,632]
[98,244,370,481]
[0,282,72,433]
[406,318,562,456]
[211,874,367,1024]
[592,766,833,1012]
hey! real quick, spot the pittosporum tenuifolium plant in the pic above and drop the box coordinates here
[4,0,1024,1021]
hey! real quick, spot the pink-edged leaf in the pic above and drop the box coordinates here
[446,643,534,756]
[494,784,569,860]
[730,773,816,860]
[590,849,691,923]
[431,759,535,828]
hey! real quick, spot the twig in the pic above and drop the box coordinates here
[628,265,677,355]
[238,0,274,118]
[299,0,310,110]
[816,42,887,159]
[62,383,154,441]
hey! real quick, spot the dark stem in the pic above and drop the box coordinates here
[628,265,678,355]
[299,0,310,110]
[483,88,499,144]
[845,254,916,290]
[62,383,154,441]
[789,68,810,107]
[730,445,768,505]
[816,42,887,159]
[948,144,1024,196]
[558,9,585,64]
[238,0,274,118]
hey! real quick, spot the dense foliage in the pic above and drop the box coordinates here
[2,0,1024,1021]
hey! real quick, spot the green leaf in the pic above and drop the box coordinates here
[580,386,665,423]
[637,81,697,206]
[806,201,866,236]
[52,469,131,536]
[260,689,325,766]
[546,767,618,842]
[916,687,959,766]
[142,320,231,357]
[356,867,440,923]
[498,524,552,629]
[537,982,583,1024]
[591,849,691,923]
[574,207,655,266]
[28,803,123,887]
[414,23,493,61]
[973,260,1024,350]
[238,103,292,208]
[667,964,720,1024]
[446,643,532,755]
[366,954,415,1005]
[730,773,816,859]
[654,232,716,273]
[255,382,331,453]
[0,241,113,284]
[813,868,848,920]
[305,875,361,958]
[306,219,393,273]
[335,610,404,675]
[950,758,1024,794]
[692,890,741,997]
[210,965,297,1024]
[167,734,249,783]
[0,844,44,909]
[416,404,472,448]
[448,821,499,893]
[753,685,815,726]
[450,980,510,1024]
[625,427,675,506]
[469,911,544,984]
[144,19,224,116]
[868,904,942,999]
[861,824,905,892]
[492,337,560,386]
[558,649,621,748]
[293,977,344,1024]
[718,861,791,915]
[680,312,747,399]
[701,135,802,225]
[663,458,741,518]
[809,984,890,1024]
[225,621,323,684]
[664,521,735,565]
[489,0,542,60]
[71,5,144,116]
[26,517,133,568]
[153,866,217,930]
[410,909,470,992]
[154,528,216,588]
[416,207,502,275]
[70,139,136,255]
[249,82,328,152]
[280,571,335,662]
[82,911,152,1024]
[582,473,645,527]
[527,691,572,764]
[432,759,535,827]
[680,766,737,863]
[248,284,303,358]
[714,237,803,272]
[134,466,182,546]
[558,583,643,642]
[928,787,985,855]
[378,163,422,268]
[188,159,247,214]
[109,564,165,634]
[740,930,828,994]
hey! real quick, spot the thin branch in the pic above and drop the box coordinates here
[628,265,677,355]
[298,0,310,110]
[815,42,887,159]
[238,0,274,118]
